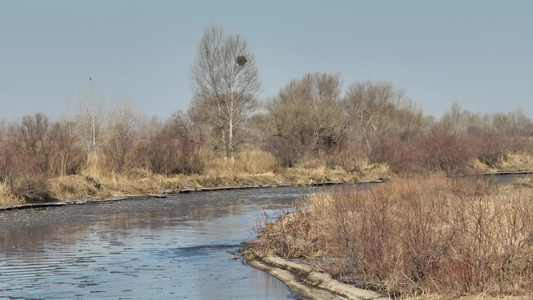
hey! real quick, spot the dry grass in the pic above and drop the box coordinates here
[206,149,279,175]
[463,152,533,175]
[48,175,109,200]
[495,152,533,172]
[357,161,390,181]
[252,175,533,298]
[297,158,327,169]
[47,150,287,198]
[81,153,110,183]
[11,149,533,207]
[0,181,23,206]
[202,150,358,187]
[466,159,496,174]
[235,149,280,173]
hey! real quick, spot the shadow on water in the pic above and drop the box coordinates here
[0,186,332,299]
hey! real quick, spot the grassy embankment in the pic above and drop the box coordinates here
[2,147,532,208]
[248,165,533,298]
[0,149,388,207]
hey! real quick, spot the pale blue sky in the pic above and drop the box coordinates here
[1,0,532,121]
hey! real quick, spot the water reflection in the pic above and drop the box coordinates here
[0,186,327,299]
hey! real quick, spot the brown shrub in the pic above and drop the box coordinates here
[325,145,366,173]
[135,134,207,175]
[0,145,51,201]
[510,136,533,153]
[4,115,86,177]
[174,137,208,175]
[46,122,87,176]
[473,135,511,167]
[101,133,135,173]
[389,131,475,175]
[263,135,306,168]
[0,115,87,202]
[135,135,176,175]
[254,176,533,297]
[367,135,401,165]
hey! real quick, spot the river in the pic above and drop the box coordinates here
[0,186,332,300]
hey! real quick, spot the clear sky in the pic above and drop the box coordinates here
[1,0,532,121]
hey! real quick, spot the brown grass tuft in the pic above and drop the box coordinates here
[0,181,23,206]
[495,152,533,172]
[81,153,109,182]
[48,175,110,200]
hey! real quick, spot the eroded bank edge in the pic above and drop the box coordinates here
[242,253,389,300]
[2,180,380,211]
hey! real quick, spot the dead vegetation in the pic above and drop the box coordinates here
[40,150,360,203]
[251,175,533,298]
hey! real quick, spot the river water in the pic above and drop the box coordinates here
[0,186,331,300]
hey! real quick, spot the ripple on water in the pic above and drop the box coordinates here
[0,186,333,299]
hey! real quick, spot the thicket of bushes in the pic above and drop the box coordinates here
[0,114,86,200]
[1,103,533,204]
[253,176,533,297]
[135,134,207,175]
[1,78,533,205]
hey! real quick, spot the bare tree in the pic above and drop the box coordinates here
[266,72,344,165]
[102,97,142,173]
[440,101,472,135]
[189,24,261,159]
[0,119,6,143]
[389,99,431,141]
[16,113,50,157]
[343,80,405,152]
[506,108,531,136]
[47,120,86,176]
[76,88,105,153]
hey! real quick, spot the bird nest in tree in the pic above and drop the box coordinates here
[236,55,247,66]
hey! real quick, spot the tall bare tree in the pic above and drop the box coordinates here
[343,80,405,152]
[76,88,105,153]
[266,72,344,165]
[492,108,532,137]
[189,24,261,159]
[102,97,142,173]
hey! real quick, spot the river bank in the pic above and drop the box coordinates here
[0,151,392,207]
[0,180,357,211]
[242,251,389,300]
[3,145,533,208]
[247,174,533,299]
